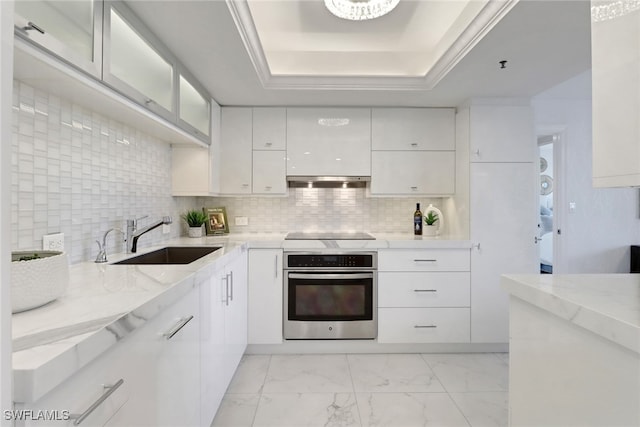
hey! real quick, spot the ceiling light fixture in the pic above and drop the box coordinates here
[324,0,400,21]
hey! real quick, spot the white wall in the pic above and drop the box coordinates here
[533,71,640,273]
[11,81,195,264]
[1,0,14,421]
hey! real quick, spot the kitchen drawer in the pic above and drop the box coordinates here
[378,308,470,343]
[378,249,470,272]
[15,342,133,427]
[378,272,470,308]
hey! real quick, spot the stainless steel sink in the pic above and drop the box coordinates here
[113,246,221,265]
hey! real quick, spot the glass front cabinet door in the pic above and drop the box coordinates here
[14,0,103,77]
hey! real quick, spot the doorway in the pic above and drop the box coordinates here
[536,130,566,274]
[538,135,555,273]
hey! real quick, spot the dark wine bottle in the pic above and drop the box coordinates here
[414,203,423,235]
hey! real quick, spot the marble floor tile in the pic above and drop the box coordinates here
[253,393,361,427]
[421,354,508,392]
[263,354,353,393]
[227,355,271,394]
[449,392,508,427]
[348,354,445,393]
[211,394,260,427]
[356,392,470,427]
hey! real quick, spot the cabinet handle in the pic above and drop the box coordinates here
[473,149,480,156]
[228,272,234,302]
[265,142,273,147]
[410,142,418,148]
[275,255,279,278]
[163,315,194,340]
[70,379,124,425]
[222,275,229,306]
[414,289,437,292]
[265,186,272,191]
[414,325,437,329]
[413,259,437,262]
[410,186,418,191]
[24,21,45,34]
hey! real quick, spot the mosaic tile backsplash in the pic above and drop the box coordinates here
[199,189,444,235]
[11,81,192,264]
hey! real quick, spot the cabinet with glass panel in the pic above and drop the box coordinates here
[13,0,211,144]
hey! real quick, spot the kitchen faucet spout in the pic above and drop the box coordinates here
[127,216,172,253]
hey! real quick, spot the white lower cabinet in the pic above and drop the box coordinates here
[16,284,201,427]
[470,163,538,344]
[377,249,471,344]
[247,249,283,345]
[200,249,248,425]
[106,285,201,427]
[378,308,470,343]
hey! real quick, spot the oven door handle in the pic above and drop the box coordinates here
[288,273,373,280]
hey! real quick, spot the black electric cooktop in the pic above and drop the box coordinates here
[285,232,376,240]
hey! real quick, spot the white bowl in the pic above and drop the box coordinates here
[11,251,69,313]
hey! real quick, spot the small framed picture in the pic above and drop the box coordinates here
[204,207,229,235]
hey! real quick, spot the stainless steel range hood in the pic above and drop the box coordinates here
[287,176,370,188]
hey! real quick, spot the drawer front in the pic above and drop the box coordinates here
[378,272,470,308]
[378,308,470,343]
[378,249,470,272]
[16,346,132,427]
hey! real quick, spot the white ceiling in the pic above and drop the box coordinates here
[125,0,592,107]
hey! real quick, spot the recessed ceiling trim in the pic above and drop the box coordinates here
[226,0,520,91]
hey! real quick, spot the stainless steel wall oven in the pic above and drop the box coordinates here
[283,252,377,339]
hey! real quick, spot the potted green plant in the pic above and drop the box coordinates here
[423,211,439,236]
[182,209,208,238]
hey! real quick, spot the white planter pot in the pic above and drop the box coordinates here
[11,251,69,313]
[423,225,438,236]
[188,225,204,238]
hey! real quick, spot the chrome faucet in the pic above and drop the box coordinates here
[126,216,172,253]
[95,228,123,263]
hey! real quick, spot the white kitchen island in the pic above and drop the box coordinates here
[501,274,640,427]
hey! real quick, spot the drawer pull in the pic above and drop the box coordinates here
[413,259,437,262]
[414,289,437,292]
[414,325,437,329]
[163,315,194,340]
[410,143,419,148]
[70,379,124,425]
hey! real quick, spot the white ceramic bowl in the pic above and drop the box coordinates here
[11,251,69,313]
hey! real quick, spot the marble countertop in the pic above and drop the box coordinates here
[501,274,640,354]
[12,233,472,403]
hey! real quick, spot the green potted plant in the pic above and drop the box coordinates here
[423,211,439,236]
[182,209,208,238]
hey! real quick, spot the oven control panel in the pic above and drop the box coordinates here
[285,253,375,269]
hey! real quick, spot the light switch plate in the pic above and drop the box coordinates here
[235,216,249,226]
[162,224,171,234]
[43,233,65,251]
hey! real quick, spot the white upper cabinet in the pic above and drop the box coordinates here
[286,108,371,176]
[372,108,455,151]
[14,0,103,78]
[253,108,286,150]
[179,73,210,138]
[591,3,640,187]
[370,151,455,196]
[220,108,253,195]
[253,151,287,195]
[104,3,174,122]
[469,105,534,163]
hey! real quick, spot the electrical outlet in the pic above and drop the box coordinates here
[235,216,249,226]
[43,233,65,251]
[162,223,171,234]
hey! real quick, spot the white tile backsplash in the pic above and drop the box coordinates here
[11,80,193,264]
[199,189,444,235]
